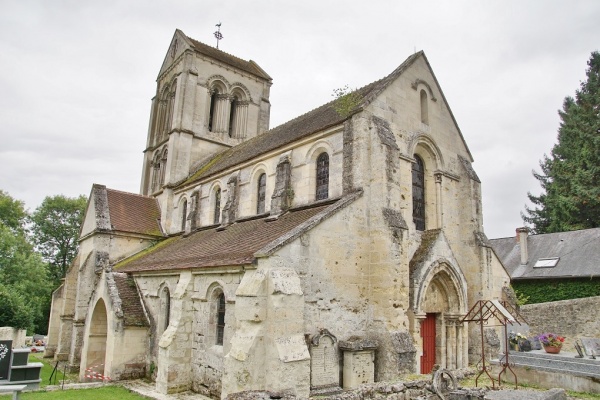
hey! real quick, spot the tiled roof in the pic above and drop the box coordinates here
[490,228,600,279]
[106,188,163,236]
[185,33,272,81]
[116,201,337,273]
[181,52,423,187]
[113,273,150,327]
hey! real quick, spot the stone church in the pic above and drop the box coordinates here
[45,29,510,398]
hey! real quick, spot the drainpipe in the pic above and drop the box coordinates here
[516,227,529,265]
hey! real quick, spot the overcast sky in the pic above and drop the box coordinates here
[1,1,598,239]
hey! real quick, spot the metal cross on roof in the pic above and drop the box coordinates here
[214,22,223,49]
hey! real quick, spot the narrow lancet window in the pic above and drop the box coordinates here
[213,188,221,224]
[257,173,266,214]
[412,155,426,231]
[181,199,187,232]
[216,293,226,345]
[208,92,217,132]
[316,152,329,201]
[420,89,429,125]
[228,96,238,138]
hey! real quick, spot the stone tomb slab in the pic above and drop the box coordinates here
[580,337,600,357]
[309,329,341,395]
[339,338,378,390]
[342,350,374,390]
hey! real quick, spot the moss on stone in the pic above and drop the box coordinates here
[113,236,178,270]
[409,229,441,271]
[182,152,226,186]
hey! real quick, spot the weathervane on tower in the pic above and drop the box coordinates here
[214,23,223,49]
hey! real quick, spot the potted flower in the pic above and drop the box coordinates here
[508,332,527,351]
[537,333,565,354]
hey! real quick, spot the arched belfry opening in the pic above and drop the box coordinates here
[85,299,108,379]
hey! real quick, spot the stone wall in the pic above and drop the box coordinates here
[520,296,600,349]
[0,327,26,347]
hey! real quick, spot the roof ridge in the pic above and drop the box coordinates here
[105,187,154,199]
[177,51,427,187]
[183,31,271,81]
[186,34,251,67]
[268,98,340,131]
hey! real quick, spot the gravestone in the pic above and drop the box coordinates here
[309,329,341,395]
[0,340,12,380]
[519,339,532,352]
[529,336,542,350]
[574,342,585,358]
[338,337,378,390]
[580,337,600,357]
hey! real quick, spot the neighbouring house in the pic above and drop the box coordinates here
[490,227,600,302]
[45,29,510,399]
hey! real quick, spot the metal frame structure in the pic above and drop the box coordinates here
[460,300,527,389]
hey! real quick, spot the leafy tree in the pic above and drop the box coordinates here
[0,225,53,331]
[0,189,28,233]
[523,51,600,233]
[0,283,35,331]
[30,194,87,285]
[0,191,52,333]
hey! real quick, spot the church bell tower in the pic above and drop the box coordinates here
[140,29,273,197]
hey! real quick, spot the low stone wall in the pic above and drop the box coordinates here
[520,296,600,349]
[0,327,26,347]
[225,369,476,400]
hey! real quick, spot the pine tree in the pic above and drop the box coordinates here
[523,51,600,233]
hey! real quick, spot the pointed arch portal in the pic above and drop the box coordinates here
[85,299,108,379]
[414,261,468,373]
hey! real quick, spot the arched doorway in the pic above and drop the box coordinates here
[414,263,468,373]
[85,299,108,379]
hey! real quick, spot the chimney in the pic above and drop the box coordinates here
[516,227,529,265]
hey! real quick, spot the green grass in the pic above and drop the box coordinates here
[0,353,145,399]
[565,391,600,399]
[28,353,74,387]
[19,386,146,399]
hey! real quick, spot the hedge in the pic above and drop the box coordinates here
[512,278,600,304]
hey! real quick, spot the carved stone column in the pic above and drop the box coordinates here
[440,315,446,368]
[446,319,456,369]
[456,321,464,368]
[414,313,426,374]
[213,94,231,134]
[435,172,443,228]
[231,101,249,138]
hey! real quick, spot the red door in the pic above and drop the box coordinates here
[420,313,436,374]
